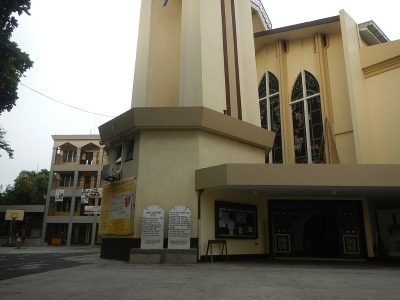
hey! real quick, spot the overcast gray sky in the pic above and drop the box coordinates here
[0,0,399,189]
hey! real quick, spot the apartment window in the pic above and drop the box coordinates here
[63,149,76,162]
[125,140,134,161]
[60,174,74,187]
[81,151,94,165]
[291,71,325,164]
[114,145,123,172]
[258,71,282,163]
[55,197,72,212]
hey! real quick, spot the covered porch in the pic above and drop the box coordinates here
[195,164,400,260]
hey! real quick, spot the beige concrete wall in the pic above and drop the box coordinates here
[131,129,268,240]
[360,39,400,69]
[199,0,227,114]
[200,189,268,256]
[256,44,280,83]
[131,0,152,107]
[234,0,262,126]
[179,0,226,114]
[340,10,375,163]
[285,38,319,88]
[133,130,199,239]
[364,67,400,163]
[334,133,356,164]
[251,10,265,33]
[198,131,266,169]
[179,0,203,107]
[132,0,182,107]
[325,32,356,163]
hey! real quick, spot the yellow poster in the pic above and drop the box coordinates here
[100,177,135,236]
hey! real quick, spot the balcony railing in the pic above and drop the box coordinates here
[51,179,99,190]
[48,196,101,217]
[250,0,272,30]
[78,156,108,166]
[54,154,108,166]
[55,155,77,165]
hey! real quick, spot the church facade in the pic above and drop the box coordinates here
[99,0,400,261]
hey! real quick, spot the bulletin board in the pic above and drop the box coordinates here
[215,201,258,239]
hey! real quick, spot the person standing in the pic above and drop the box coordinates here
[21,228,26,247]
[15,231,21,249]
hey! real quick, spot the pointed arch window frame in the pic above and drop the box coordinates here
[290,70,325,164]
[258,71,282,164]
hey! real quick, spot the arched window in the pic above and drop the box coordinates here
[291,71,325,164]
[258,71,282,163]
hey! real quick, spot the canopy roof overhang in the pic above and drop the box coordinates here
[195,164,400,198]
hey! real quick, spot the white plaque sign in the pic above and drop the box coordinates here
[141,205,164,249]
[168,205,191,249]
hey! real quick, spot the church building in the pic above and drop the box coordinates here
[99,0,400,262]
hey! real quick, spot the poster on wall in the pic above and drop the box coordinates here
[377,209,400,257]
[55,189,64,202]
[99,178,135,236]
[215,201,258,239]
[81,188,103,204]
[109,194,132,219]
[84,206,102,215]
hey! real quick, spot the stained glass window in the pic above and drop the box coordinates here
[258,74,266,99]
[291,71,325,164]
[291,74,303,101]
[305,71,320,96]
[258,72,282,164]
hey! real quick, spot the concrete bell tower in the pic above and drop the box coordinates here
[132,0,264,126]
[99,0,274,261]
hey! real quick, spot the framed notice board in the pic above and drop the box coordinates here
[215,201,258,239]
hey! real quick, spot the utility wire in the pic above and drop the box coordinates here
[19,81,116,118]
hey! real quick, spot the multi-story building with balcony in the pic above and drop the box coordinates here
[42,135,107,246]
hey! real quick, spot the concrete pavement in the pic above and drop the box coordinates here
[0,245,100,254]
[1,247,400,299]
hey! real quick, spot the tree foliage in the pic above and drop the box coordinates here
[0,1,33,158]
[0,169,49,205]
[0,127,13,158]
[1,0,33,114]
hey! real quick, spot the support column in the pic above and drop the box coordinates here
[66,147,81,246]
[362,198,375,257]
[41,147,58,245]
[90,168,102,246]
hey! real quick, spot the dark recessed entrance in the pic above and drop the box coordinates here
[269,200,365,258]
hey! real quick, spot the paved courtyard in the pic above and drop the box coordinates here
[1,247,400,299]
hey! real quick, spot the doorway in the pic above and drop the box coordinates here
[71,223,92,245]
[269,200,364,258]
